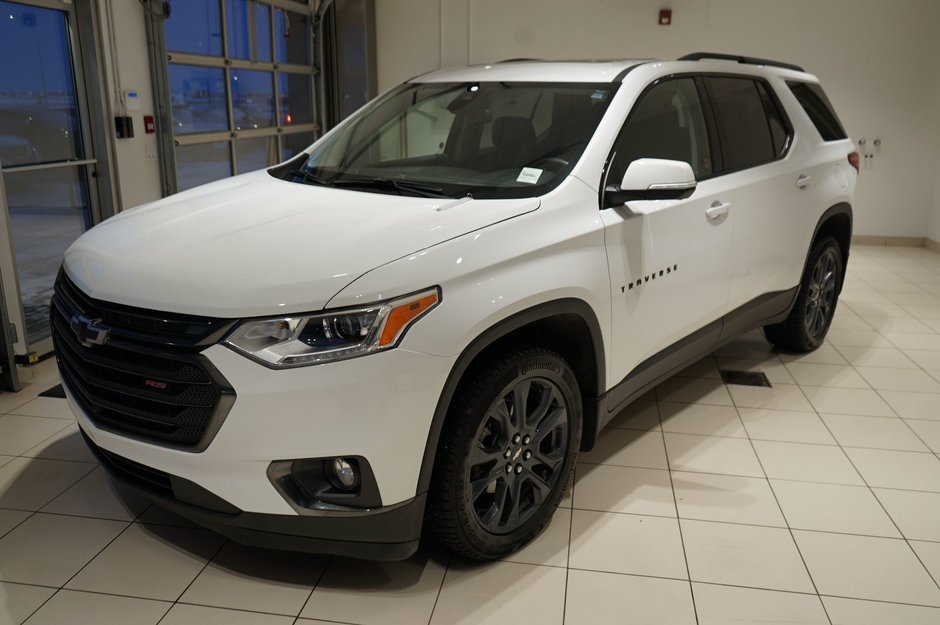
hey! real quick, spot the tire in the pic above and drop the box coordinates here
[764,236,843,352]
[427,346,582,561]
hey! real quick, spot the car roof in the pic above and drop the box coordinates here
[411,57,816,84]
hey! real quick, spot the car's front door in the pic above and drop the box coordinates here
[601,76,734,408]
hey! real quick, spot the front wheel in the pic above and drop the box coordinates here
[764,236,844,352]
[427,347,582,561]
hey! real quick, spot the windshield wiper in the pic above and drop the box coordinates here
[331,177,452,198]
[288,169,331,187]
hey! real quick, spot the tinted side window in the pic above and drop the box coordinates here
[787,81,847,141]
[756,81,790,156]
[609,78,712,184]
[705,77,775,171]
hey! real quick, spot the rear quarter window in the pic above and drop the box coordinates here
[787,81,848,141]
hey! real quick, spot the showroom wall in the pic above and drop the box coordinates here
[375,0,940,241]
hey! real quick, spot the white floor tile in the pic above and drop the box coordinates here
[784,362,869,388]
[693,583,828,625]
[903,349,940,370]
[794,530,940,606]
[502,506,571,567]
[180,541,327,616]
[672,471,784,527]
[664,433,764,478]
[802,386,895,417]
[843,447,940,491]
[681,519,814,593]
[910,540,940,583]
[905,419,940,452]
[161,603,292,625]
[0,509,29,538]
[873,488,940,541]
[0,513,126,586]
[727,383,814,412]
[66,523,225,601]
[823,596,940,625]
[41,466,149,521]
[820,413,929,451]
[430,561,566,625]
[569,510,687,578]
[579,429,667,470]
[301,554,446,625]
[21,425,98,463]
[24,590,169,625]
[606,399,660,431]
[885,332,940,351]
[565,570,696,625]
[752,440,863,485]
[856,367,940,393]
[0,457,96,511]
[654,377,733,406]
[771,480,900,537]
[0,581,56,625]
[659,402,747,438]
[737,408,836,444]
[778,342,847,365]
[0,416,70,457]
[834,345,919,368]
[6,398,74,420]
[880,390,940,420]
[573,464,675,517]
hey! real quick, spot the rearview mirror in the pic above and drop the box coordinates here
[604,158,697,208]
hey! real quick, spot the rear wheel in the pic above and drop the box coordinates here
[427,347,581,560]
[764,236,843,352]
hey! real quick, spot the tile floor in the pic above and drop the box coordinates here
[1,244,940,624]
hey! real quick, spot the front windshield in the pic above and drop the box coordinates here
[279,81,617,199]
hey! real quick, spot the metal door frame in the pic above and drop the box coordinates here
[0,0,117,377]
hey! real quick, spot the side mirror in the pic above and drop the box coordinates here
[604,158,697,208]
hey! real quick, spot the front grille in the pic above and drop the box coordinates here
[51,271,237,450]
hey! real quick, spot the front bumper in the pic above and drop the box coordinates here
[82,428,425,560]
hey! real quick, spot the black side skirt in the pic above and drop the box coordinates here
[597,287,798,431]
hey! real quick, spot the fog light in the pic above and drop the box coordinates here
[327,458,359,491]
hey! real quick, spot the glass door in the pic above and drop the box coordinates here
[0,0,98,359]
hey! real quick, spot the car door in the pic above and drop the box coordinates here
[601,76,734,408]
[701,75,804,327]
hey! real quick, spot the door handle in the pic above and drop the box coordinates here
[796,174,813,189]
[705,201,730,221]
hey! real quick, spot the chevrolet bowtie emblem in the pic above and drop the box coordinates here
[70,314,111,348]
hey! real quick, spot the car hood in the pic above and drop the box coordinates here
[64,170,539,317]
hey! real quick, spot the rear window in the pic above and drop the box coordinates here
[705,77,776,171]
[787,81,847,141]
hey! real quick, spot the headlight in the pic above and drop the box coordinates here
[224,287,440,368]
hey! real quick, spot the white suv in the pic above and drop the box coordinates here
[54,53,857,561]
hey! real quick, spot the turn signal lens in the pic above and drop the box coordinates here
[379,292,440,347]
[848,151,860,172]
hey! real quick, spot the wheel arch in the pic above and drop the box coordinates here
[416,299,606,496]
[809,202,853,291]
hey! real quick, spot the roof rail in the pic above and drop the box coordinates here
[497,58,543,63]
[678,52,805,73]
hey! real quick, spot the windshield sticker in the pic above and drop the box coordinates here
[591,90,607,101]
[517,167,543,184]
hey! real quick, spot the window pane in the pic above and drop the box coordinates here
[278,73,312,125]
[169,64,228,134]
[612,78,712,181]
[787,81,847,142]
[706,77,775,171]
[275,9,309,65]
[235,136,276,173]
[231,69,274,130]
[0,2,83,166]
[226,0,272,62]
[4,166,89,344]
[166,0,222,56]
[757,82,790,156]
[176,141,231,190]
[255,3,272,62]
[282,132,314,160]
